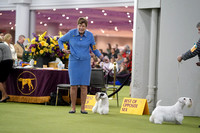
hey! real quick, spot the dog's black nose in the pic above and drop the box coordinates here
[100,93,104,97]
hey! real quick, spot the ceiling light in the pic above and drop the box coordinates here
[128,15,130,18]
[85,16,88,19]
[104,13,107,16]
[91,21,94,24]
[44,23,47,26]
[53,8,56,11]
[0,13,2,16]
[60,23,63,26]
[62,14,65,17]
[75,8,79,10]
[102,10,105,13]
[37,12,40,15]
[40,22,43,24]
[79,11,83,14]
[127,12,130,15]
[115,26,118,31]
[66,17,69,19]
[11,27,14,30]
[101,29,105,34]
[129,20,132,23]
[11,10,14,12]
[48,17,51,20]
[109,20,112,23]
[9,22,12,25]
[125,6,128,8]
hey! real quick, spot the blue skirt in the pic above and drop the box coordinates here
[68,55,91,86]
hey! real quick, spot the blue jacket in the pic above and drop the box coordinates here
[58,29,101,60]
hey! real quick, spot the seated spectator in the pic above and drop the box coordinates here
[116,53,124,70]
[116,62,130,85]
[99,56,112,75]
[123,57,130,68]
[122,45,131,58]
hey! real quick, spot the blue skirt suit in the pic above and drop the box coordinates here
[58,29,101,86]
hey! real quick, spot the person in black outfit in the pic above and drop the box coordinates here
[0,36,13,102]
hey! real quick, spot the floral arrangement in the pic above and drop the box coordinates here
[28,31,69,62]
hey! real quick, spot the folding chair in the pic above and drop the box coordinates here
[55,84,70,106]
[90,68,106,92]
[90,68,119,107]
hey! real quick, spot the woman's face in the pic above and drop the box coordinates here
[77,23,87,35]
[7,36,12,43]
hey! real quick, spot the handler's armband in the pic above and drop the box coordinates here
[92,45,97,50]
[190,43,197,52]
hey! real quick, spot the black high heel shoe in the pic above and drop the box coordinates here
[0,96,10,103]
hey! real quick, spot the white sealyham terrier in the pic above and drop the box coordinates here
[92,92,109,115]
[149,97,192,124]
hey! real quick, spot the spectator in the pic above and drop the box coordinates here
[122,45,131,58]
[99,56,112,75]
[106,43,112,58]
[116,53,124,70]
[4,33,17,60]
[0,32,4,39]
[110,48,117,59]
[99,49,108,57]
[14,35,25,60]
[0,36,13,102]
[115,44,120,55]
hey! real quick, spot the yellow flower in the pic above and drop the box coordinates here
[63,44,68,49]
[41,41,46,46]
[59,31,63,38]
[36,52,38,55]
[39,31,47,41]
[31,47,36,52]
[40,50,44,55]
[53,36,57,40]
[66,54,69,58]
[44,48,48,52]
[51,44,55,47]
[31,38,36,44]
[44,42,49,47]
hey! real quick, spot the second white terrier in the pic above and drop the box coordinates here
[92,92,109,115]
[149,97,192,124]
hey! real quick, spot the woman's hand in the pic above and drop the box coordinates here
[62,49,70,54]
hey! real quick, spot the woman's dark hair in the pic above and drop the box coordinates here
[77,17,88,27]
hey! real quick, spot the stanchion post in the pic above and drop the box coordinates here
[113,62,116,98]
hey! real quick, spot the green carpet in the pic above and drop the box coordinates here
[0,86,199,133]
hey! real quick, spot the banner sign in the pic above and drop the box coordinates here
[120,98,149,115]
[85,95,96,111]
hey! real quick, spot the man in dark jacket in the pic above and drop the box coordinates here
[177,22,200,128]
[177,22,200,66]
